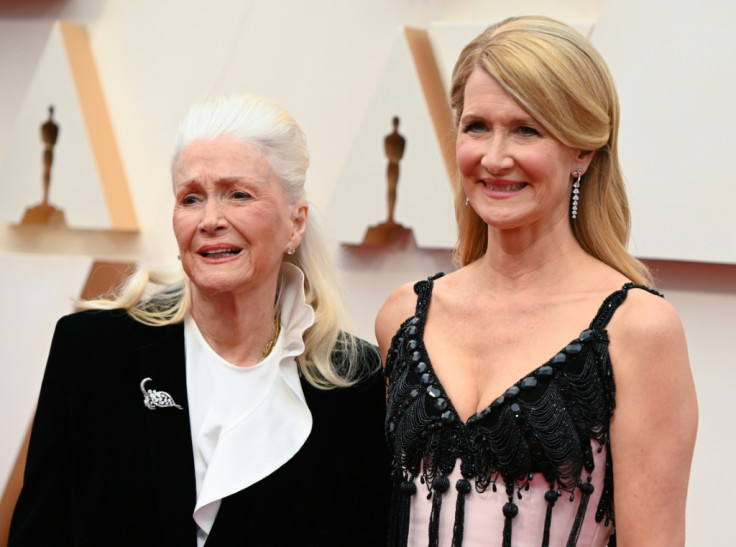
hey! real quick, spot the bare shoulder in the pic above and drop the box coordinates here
[375,280,419,363]
[607,284,696,447]
[607,286,691,386]
[610,287,686,354]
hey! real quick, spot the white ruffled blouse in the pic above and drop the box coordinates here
[184,263,315,543]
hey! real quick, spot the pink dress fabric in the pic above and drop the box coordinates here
[384,276,658,546]
[407,446,613,546]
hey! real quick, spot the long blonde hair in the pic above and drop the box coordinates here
[80,95,374,388]
[449,16,652,285]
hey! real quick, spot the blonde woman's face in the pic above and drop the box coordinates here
[172,137,306,299]
[456,69,589,232]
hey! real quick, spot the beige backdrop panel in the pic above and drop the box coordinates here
[0,23,110,228]
[592,0,736,263]
[0,254,92,493]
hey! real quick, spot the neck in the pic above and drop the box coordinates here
[477,220,592,293]
[190,284,280,367]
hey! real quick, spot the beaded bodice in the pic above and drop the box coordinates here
[385,274,661,547]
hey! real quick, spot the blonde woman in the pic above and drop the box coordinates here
[377,16,697,547]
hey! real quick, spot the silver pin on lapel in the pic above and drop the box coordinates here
[140,377,183,410]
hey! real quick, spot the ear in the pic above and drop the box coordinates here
[574,149,596,174]
[288,200,308,249]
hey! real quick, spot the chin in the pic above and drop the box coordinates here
[480,213,522,229]
[190,276,245,298]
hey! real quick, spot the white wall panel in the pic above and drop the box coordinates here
[0,254,91,492]
[592,0,736,263]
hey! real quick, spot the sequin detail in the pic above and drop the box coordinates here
[384,275,662,546]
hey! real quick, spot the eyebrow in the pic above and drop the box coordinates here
[177,175,266,188]
[460,112,540,127]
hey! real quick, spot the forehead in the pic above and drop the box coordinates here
[462,68,530,117]
[173,137,272,185]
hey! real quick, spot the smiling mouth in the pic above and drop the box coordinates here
[200,249,242,258]
[484,181,527,191]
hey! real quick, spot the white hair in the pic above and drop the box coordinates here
[79,94,375,389]
[171,94,309,204]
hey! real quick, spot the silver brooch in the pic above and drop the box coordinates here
[140,377,183,410]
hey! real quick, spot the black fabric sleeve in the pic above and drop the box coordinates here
[9,315,75,546]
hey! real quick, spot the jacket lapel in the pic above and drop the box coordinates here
[137,322,197,546]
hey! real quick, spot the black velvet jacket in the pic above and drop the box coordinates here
[9,309,390,546]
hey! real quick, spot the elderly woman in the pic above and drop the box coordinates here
[10,95,390,546]
[376,16,697,547]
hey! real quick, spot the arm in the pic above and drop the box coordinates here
[9,317,74,546]
[608,291,698,547]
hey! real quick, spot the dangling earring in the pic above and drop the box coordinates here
[571,168,583,220]
[286,246,295,256]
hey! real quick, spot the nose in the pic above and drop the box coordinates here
[198,199,228,233]
[480,135,513,174]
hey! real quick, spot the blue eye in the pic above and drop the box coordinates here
[463,121,486,133]
[519,126,540,137]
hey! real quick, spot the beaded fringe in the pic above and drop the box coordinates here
[388,476,608,547]
[542,487,560,547]
[501,482,518,547]
[566,479,595,547]
[390,479,416,547]
[451,479,471,547]
[428,475,450,547]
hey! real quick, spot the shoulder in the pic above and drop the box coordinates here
[375,272,446,361]
[332,332,381,375]
[375,280,418,362]
[42,310,183,387]
[344,360,385,399]
[55,308,132,335]
[607,285,692,405]
[376,280,416,330]
[352,334,382,368]
[609,286,684,352]
[55,308,181,346]
[309,335,385,404]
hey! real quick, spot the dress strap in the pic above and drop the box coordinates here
[412,272,444,320]
[589,283,663,330]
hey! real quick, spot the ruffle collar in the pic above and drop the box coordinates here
[187,262,315,534]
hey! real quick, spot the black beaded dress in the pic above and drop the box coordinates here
[385,274,661,547]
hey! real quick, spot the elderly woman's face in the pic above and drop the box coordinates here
[172,137,307,298]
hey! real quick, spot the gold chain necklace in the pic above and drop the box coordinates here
[260,313,281,361]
